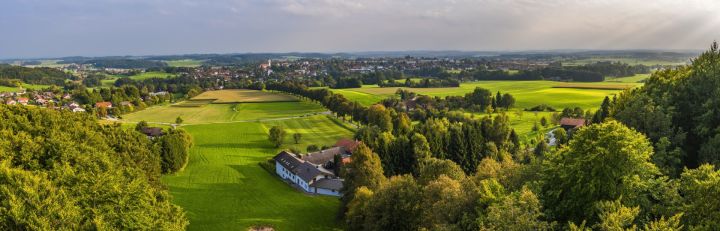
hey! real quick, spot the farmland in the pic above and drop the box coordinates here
[0,83,52,92]
[162,115,351,230]
[328,81,637,109]
[122,101,326,124]
[192,89,299,103]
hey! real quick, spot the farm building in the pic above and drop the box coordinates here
[273,146,351,196]
[95,101,113,108]
[560,117,586,131]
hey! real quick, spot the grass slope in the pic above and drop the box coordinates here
[163,115,352,230]
[122,101,326,124]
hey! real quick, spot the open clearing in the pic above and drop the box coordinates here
[162,115,351,230]
[122,101,326,124]
[192,89,299,103]
[329,81,637,109]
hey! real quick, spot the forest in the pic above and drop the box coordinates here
[0,105,191,230]
[0,64,74,85]
[333,43,720,230]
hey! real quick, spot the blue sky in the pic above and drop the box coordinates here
[1,0,719,58]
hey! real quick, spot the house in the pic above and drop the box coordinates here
[560,117,586,131]
[141,127,164,138]
[273,149,345,196]
[72,107,86,113]
[6,99,16,105]
[17,98,29,105]
[95,101,112,108]
[120,101,133,107]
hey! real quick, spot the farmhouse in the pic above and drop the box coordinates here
[273,147,350,196]
[560,117,586,131]
[95,101,113,108]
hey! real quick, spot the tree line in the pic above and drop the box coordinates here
[0,64,75,85]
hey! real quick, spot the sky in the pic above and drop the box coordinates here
[1,0,719,58]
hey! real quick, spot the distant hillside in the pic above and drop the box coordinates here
[0,64,73,85]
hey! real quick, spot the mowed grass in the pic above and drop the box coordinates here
[193,89,299,103]
[122,101,326,124]
[330,81,636,109]
[163,115,352,230]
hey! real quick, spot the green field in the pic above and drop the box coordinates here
[0,84,52,92]
[162,115,351,230]
[605,73,651,83]
[122,101,326,124]
[99,71,176,87]
[165,59,204,67]
[329,81,636,109]
[130,71,177,80]
[193,89,299,103]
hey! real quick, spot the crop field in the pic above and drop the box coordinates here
[163,115,352,230]
[192,89,299,103]
[329,81,637,109]
[165,59,204,67]
[122,101,326,124]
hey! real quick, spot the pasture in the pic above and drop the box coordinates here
[192,89,299,103]
[329,81,636,109]
[605,73,651,83]
[122,101,326,124]
[163,115,352,230]
[0,84,52,92]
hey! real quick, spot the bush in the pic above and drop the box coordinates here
[526,104,556,112]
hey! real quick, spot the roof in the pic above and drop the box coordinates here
[301,146,345,165]
[294,162,327,182]
[274,151,303,172]
[560,117,586,128]
[141,127,164,137]
[95,102,112,108]
[334,139,360,153]
[310,178,344,191]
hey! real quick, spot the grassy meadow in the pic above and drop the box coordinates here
[329,81,637,109]
[122,101,326,124]
[122,90,326,124]
[192,89,299,103]
[604,73,651,83]
[162,115,351,230]
[0,84,52,92]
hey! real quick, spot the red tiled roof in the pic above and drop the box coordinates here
[335,139,360,153]
[95,102,112,108]
[560,117,586,128]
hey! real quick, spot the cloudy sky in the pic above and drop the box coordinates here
[1,0,719,58]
